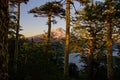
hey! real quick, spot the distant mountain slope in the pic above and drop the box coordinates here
[27,27,65,42]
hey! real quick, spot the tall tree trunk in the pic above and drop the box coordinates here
[87,21,95,80]
[106,19,113,80]
[14,0,20,73]
[44,14,52,63]
[0,0,9,80]
[87,35,95,80]
[87,1,95,80]
[47,14,51,45]
[87,48,93,80]
[106,1,113,80]
[64,0,70,78]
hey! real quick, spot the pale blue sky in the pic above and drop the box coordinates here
[20,0,102,37]
[20,0,67,37]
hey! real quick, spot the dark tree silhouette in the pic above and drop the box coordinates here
[29,1,65,45]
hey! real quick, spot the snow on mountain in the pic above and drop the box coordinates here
[26,28,120,70]
[51,27,65,39]
[27,27,65,42]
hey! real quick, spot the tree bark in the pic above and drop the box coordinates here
[87,48,93,80]
[0,0,9,80]
[64,0,70,78]
[106,1,113,80]
[47,14,51,45]
[106,20,113,80]
[87,22,95,80]
[14,0,20,74]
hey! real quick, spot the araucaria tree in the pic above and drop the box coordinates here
[29,1,65,45]
[64,0,70,78]
[105,1,113,80]
[0,0,9,80]
[9,0,29,75]
[71,0,120,80]
[64,0,89,78]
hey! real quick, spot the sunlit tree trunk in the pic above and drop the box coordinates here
[87,48,93,80]
[87,33,95,80]
[0,0,9,80]
[64,0,70,78]
[106,20,113,80]
[106,1,113,80]
[14,0,20,73]
[47,14,52,45]
[87,1,95,80]
[87,1,94,79]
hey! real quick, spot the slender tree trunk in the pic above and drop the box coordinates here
[87,21,95,80]
[106,1,113,80]
[87,1,95,80]
[87,35,95,80]
[47,14,51,45]
[0,0,9,80]
[14,0,20,73]
[44,14,52,63]
[87,48,93,80]
[106,19,113,80]
[64,0,70,78]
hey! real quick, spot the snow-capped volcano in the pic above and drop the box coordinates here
[51,27,65,38]
[27,27,65,42]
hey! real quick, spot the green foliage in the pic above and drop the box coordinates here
[29,1,65,18]
[0,1,9,80]
[12,39,65,80]
[111,56,120,80]
[69,63,79,78]
[75,0,90,4]
[70,0,120,80]
[10,0,29,4]
[7,0,120,80]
